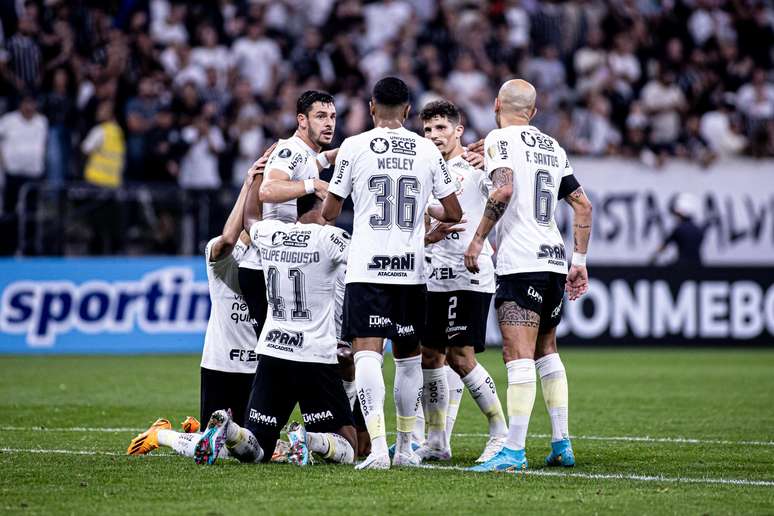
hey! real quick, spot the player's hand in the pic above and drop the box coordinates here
[463,149,484,169]
[246,143,277,182]
[464,237,484,273]
[566,265,589,300]
[467,138,484,155]
[425,220,466,245]
[314,178,329,200]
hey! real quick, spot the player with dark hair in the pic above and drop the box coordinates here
[415,100,508,463]
[191,180,357,466]
[465,79,593,472]
[321,77,462,469]
[259,90,338,218]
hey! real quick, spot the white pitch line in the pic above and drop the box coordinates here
[2,426,773,447]
[1,447,772,488]
[417,464,774,488]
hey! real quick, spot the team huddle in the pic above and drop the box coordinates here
[127,76,593,473]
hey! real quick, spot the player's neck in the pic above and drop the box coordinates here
[294,130,321,153]
[443,144,465,162]
[373,118,403,130]
[498,114,531,128]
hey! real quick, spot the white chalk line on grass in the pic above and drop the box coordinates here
[417,464,774,488]
[1,446,772,488]
[2,426,772,447]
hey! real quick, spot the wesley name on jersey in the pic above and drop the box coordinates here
[249,219,349,364]
[328,126,455,285]
[484,125,573,275]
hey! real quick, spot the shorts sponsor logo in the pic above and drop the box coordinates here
[396,324,415,336]
[537,243,566,267]
[303,410,334,424]
[429,267,457,280]
[370,138,389,154]
[265,329,304,351]
[0,267,210,347]
[249,409,278,426]
[229,349,258,362]
[446,324,467,333]
[389,136,416,156]
[527,286,544,303]
[369,315,392,328]
[551,300,563,319]
[368,253,415,277]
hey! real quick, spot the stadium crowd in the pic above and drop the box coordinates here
[0,0,772,254]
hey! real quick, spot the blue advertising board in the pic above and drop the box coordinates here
[0,257,209,354]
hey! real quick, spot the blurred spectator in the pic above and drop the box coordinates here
[676,115,716,168]
[363,0,412,51]
[3,14,41,94]
[737,69,774,157]
[125,77,160,177]
[231,21,281,98]
[191,25,231,90]
[700,101,747,156]
[640,68,686,151]
[145,105,182,183]
[231,108,264,187]
[150,1,188,46]
[0,94,47,213]
[179,110,224,190]
[41,68,75,185]
[82,101,125,188]
[524,45,567,110]
[447,53,488,106]
[572,94,621,156]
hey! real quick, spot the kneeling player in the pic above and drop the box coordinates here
[127,155,268,458]
[193,191,356,466]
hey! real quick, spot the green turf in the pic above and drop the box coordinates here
[1,350,773,515]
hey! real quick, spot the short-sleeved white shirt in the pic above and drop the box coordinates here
[249,220,348,364]
[200,238,259,374]
[263,135,319,223]
[328,126,455,285]
[426,154,495,293]
[484,125,573,275]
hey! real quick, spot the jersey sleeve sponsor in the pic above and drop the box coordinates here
[321,226,350,264]
[328,137,355,199]
[430,144,455,199]
[267,144,305,179]
[484,130,512,177]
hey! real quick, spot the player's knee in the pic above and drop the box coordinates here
[447,351,476,377]
[421,346,445,368]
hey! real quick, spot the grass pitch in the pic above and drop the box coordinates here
[1,349,773,515]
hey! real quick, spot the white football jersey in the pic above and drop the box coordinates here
[329,126,455,285]
[237,243,262,270]
[263,135,319,223]
[426,154,495,293]
[484,124,573,275]
[200,238,259,374]
[249,219,349,364]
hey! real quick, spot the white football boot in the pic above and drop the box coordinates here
[355,452,391,470]
[476,435,507,463]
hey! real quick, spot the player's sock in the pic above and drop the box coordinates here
[412,412,426,445]
[307,432,355,464]
[421,367,448,449]
[354,350,388,456]
[158,430,196,457]
[462,363,508,438]
[504,359,536,451]
[224,422,264,463]
[342,380,357,410]
[445,365,464,447]
[536,353,569,442]
[393,355,422,455]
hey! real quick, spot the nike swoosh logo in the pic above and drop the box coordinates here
[448,333,461,339]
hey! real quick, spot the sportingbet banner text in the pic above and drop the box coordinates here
[552,267,773,346]
[557,158,774,265]
[0,257,212,354]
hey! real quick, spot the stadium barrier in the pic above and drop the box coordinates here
[1,258,772,353]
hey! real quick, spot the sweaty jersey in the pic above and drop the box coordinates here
[263,135,319,223]
[484,124,573,275]
[201,238,259,374]
[426,154,495,293]
[249,219,349,364]
[329,126,455,285]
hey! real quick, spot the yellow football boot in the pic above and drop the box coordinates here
[127,418,172,455]
[181,416,200,433]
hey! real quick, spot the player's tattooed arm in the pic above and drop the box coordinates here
[564,186,593,254]
[464,167,513,273]
[497,302,540,328]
